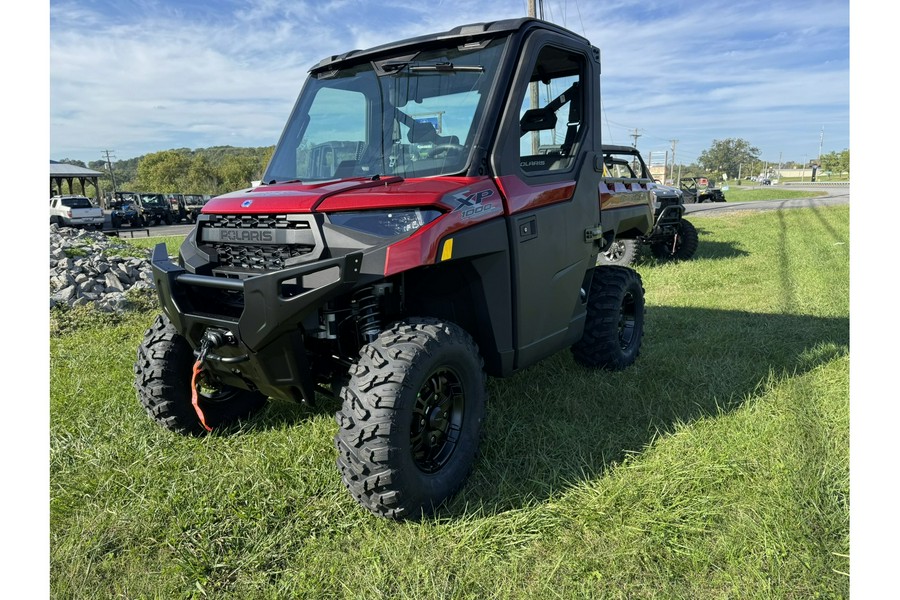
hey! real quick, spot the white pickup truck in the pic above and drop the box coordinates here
[50,195,105,230]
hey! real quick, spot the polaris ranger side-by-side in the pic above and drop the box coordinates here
[138,193,178,225]
[597,145,698,266]
[135,18,654,519]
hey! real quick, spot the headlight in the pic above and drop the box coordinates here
[327,209,442,237]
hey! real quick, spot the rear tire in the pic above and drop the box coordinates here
[335,319,487,519]
[571,266,645,370]
[650,219,699,261]
[598,239,639,267]
[134,314,267,435]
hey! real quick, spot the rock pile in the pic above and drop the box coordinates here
[49,225,157,312]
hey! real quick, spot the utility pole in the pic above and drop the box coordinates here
[668,139,678,184]
[528,0,541,154]
[818,127,824,163]
[630,128,641,149]
[102,149,119,210]
[103,149,118,194]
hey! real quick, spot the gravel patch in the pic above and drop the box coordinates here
[49,224,157,313]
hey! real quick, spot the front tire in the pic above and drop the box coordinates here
[650,219,699,261]
[134,314,267,435]
[598,239,639,266]
[335,319,487,519]
[571,266,645,370]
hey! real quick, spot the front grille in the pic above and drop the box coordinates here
[212,243,314,271]
[200,213,319,274]
[205,214,311,230]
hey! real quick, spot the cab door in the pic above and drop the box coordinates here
[490,31,602,369]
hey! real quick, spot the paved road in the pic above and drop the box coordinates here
[103,220,196,239]
[684,185,849,216]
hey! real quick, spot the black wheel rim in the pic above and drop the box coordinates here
[618,290,637,350]
[410,368,465,473]
[195,370,243,404]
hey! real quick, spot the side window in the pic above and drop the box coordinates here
[517,46,586,175]
[295,88,367,180]
[603,158,637,179]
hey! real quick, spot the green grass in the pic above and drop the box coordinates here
[720,188,827,202]
[50,205,849,598]
[123,234,187,256]
[778,175,849,183]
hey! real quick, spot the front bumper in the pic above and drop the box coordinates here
[150,243,363,402]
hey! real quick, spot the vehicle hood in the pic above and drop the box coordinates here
[202,176,489,214]
[649,182,683,198]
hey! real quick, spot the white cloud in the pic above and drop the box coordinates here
[49,0,850,164]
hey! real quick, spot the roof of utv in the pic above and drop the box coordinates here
[310,17,590,73]
[602,145,641,154]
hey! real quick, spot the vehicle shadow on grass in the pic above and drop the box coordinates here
[632,239,748,265]
[690,223,750,260]
[629,225,748,265]
[443,307,849,517]
[693,238,750,261]
[231,389,342,433]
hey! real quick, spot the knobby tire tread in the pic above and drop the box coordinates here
[334,319,486,520]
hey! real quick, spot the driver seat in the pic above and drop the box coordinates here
[407,121,458,147]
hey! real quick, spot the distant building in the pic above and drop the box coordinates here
[50,161,105,206]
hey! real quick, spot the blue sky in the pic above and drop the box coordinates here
[48,0,850,167]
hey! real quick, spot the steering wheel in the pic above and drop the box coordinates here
[426,144,465,159]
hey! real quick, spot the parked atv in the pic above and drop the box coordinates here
[183,194,208,222]
[138,193,177,225]
[109,200,146,228]
[135,18,654,519]
[597,145,698,266]
[679,176,726,203]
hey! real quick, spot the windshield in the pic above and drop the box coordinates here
[61,197,92,209]
[140,194,166,206]
[603,153,649,179]
[264,38,507,183]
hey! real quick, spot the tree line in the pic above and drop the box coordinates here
[56,145,275,197]
[694,139,850,181]
[56,139,849,198]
